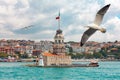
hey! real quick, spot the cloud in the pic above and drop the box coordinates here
[0,0,119,42]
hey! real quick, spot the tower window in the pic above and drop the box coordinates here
[55,40,57,43]
[58,40,61,43]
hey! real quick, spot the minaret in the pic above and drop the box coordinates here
[53,11,65,55]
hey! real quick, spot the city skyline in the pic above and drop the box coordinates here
[0,0,120,42]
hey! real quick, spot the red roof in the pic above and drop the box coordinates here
[43,52,56,56]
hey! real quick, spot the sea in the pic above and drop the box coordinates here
[0,61,120,80]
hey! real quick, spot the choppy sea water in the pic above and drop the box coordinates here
[0,62,120,80]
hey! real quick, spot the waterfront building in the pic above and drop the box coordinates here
[42,51,71,66]
[14,44,26,55]
[0,39,8,46]
[25,45,33,57]
[107,55,115,60]
[110,48,118,53]
[32,50,41,57]
[33,41,53,52]
[41,27,72,66]
[0,46,14,55]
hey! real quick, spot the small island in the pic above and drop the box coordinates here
[27,29,99,67]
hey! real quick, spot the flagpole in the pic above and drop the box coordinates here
[56,11,60,30]
[59,11,60,30]
[59,17,60,29]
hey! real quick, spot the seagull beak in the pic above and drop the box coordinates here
[100,28,106,33]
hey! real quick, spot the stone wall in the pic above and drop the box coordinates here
[43,55,72,66]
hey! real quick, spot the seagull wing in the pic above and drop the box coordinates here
[80,28,97,46]
[94,4,110,26]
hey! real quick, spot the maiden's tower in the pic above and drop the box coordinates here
[39,12,72,66]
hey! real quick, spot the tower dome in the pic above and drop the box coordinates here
[57,29,62,34]
[54,29,64,39]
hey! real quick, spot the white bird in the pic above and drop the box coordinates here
[80,4,110,47]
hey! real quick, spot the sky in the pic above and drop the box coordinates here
[0,0,120,42]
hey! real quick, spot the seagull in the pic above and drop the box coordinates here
[80,4,110,47]
[21,25,33,30]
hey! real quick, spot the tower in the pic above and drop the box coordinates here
[53,29,65,55]
[53,11,66,55]
[41,12,72,66]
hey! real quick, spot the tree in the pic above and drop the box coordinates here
[0,52,8,58]
[21,53,28,58]
[84,54,94,59]
[14,51,21,58]
[93,52,102,59]
[69,47,73,53]
[69,53,75,59]
[99,48,107,58]
[112,52,120,59]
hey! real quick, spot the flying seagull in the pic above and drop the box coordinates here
[21,25,33,30]
[80,4,110,47]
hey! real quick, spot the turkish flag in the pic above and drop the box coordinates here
[56,16,60,19]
